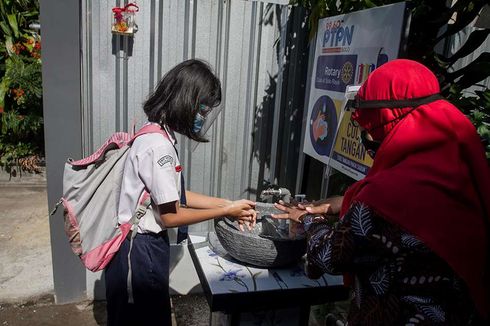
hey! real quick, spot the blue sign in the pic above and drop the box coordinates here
[309,96,338,156]
[315,55,357,92]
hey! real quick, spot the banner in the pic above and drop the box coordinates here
[303,2,408,180]
[329,86,373,180]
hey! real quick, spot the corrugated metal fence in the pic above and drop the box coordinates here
[81,0,291,234]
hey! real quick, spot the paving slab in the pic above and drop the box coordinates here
[0,184,53,302]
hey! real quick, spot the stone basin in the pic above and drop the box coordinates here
[214,202,306,268]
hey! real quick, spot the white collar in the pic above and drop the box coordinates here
[144,122,177,145]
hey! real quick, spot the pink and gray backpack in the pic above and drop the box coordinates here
[51,124,168,273]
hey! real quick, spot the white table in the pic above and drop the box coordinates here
[188,233,348,326]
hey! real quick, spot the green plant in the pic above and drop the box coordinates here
[0,0,43,174]
[0,0,39,74]
[449,87,490,159]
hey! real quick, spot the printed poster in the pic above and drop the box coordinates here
[303,2,408,180]
[329,107,374,181]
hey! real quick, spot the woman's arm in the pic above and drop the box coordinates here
[271,196,344,223]
[302,196,343,215]
[273,199,393,278]
[302,213,355,277]
[304,201,401,277]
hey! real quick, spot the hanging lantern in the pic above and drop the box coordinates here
[112,3,139,36]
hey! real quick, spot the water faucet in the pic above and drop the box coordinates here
[260,187,291,203]
[260,187,291,235]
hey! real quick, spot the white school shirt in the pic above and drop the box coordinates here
[118,123,181,233]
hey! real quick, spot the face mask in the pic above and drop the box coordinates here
[360,130,381,159]
[191,103,221,151]
[193,111,205,134]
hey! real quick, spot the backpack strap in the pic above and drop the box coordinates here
[129,124,170,145]
[70,132,132,167]
[126,192,151,304]
[128,192,152,234]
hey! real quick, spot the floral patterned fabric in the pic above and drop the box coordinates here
[304,201,484,325]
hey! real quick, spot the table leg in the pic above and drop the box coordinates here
[299,305,310,326]
[230,312,241,326]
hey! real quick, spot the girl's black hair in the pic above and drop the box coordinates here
[143,59,221,142]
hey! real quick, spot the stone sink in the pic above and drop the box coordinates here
[214,202,306,268]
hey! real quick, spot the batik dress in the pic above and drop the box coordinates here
[304,201,483,326]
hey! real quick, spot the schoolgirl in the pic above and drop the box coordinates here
[105,59,256,325]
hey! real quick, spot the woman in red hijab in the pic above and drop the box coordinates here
[274,59,489,325]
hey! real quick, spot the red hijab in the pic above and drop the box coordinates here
[342,59,490,317]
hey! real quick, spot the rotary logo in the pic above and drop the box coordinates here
[341,61,354,84]
[315,54,357,92]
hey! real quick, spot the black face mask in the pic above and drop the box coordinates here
[360,130,381,159]
[350,93,444,159]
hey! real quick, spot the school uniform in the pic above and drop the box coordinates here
[105,122,181,326]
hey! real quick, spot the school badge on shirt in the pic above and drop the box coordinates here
[157,155,173,167]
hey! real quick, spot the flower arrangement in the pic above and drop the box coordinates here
[111,3,139,35]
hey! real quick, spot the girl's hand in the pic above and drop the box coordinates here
[224,200,256,231]
[272,201,307,223]
[236,209,257,231]
[224,199,255,216]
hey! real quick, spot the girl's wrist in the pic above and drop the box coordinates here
[218,199,232,208]
[221,205,230,216]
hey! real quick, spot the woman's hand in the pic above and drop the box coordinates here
[272,200,307,223]
[224,199,256,231]
[300,196,344,215]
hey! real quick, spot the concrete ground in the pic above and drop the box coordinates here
[0,185,53,302]
[0,182,211,326]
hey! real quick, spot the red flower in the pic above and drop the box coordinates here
[12,88,25,100]
[12,44,20,54]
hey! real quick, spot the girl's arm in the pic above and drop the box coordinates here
[159,199,256,228]
[185,190,232,209]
